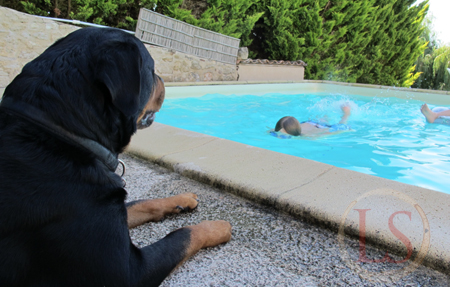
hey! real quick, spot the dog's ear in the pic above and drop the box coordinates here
[94,40,142,117]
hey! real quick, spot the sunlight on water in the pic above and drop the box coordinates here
[156,92,450,194]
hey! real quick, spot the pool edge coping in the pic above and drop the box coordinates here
[165,80,450,96]
[127,121,450,277]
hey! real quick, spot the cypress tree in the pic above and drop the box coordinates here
[292,0,324,78]
[169,0,263,47]
[0,0,23,11]
[17,0,158,30]
[20,0,58,17]
[356,0,429,86]
[250,0,376,82]
[248,0,428,86]
[249,0,310,60]
[303,0,376,81]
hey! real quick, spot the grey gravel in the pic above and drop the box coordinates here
[121,153,450,287]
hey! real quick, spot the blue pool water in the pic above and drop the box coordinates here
[156,92,450,194]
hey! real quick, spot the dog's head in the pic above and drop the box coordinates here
[91,30,165,131]
[3,27,165,153]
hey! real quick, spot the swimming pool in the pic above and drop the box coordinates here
[156,83,450,194]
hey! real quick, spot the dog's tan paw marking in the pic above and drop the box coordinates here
[191,220,232,248]
[171,193,199,213]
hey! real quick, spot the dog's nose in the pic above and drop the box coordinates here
[137,111,155,129]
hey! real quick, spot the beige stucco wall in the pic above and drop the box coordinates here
[0,7,237,96]
[238,64,305,82]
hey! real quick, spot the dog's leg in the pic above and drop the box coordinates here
[181,220,232,261]
[126,193,199,228]
[131,220,232,286]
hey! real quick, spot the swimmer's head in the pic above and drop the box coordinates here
[275,116,301,136]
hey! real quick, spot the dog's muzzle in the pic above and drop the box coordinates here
[137,111,156,129]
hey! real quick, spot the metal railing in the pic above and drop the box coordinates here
[38,16,134,34]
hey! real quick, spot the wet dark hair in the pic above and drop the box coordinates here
[274,116,301,136]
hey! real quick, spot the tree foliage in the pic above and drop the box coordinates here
[14,0,262,45]
[412,13,450,91]
[6,0,430,87]
[160,0,263,47]
[413,45,450,91]
[248,0,428,86]
[16,0,152,29]
[356,0,428,87]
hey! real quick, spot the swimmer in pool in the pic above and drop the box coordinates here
[420,103,450,123]
[271,105,351,138]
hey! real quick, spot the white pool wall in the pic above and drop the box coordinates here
[165,81,450,105]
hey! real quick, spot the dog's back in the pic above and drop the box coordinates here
[0,81,133,286]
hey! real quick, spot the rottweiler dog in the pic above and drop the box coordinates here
[0,27,231,286]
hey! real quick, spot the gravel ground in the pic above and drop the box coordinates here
[121,153,450,287]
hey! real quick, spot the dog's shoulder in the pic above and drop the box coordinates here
[3,27,156,153]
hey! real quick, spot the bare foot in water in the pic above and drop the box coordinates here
[421,103,438,123]
[339,104,351,124]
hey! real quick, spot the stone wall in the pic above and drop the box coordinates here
[0,7,80,96]
[0,7,237,96]
[147,45,237,83]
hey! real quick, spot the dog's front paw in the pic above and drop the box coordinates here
[189,220,232,248]
[172,193,199,213]
[126,193,200,228]
[174,220,232,266]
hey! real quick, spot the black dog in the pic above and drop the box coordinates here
[0,27,231,286]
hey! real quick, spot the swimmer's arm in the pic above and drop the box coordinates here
[301,127,331,136]
[300,129,351,139]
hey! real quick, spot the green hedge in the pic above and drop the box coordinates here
[10,0,429,87]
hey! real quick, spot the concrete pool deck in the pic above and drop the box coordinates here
[126,81,450,276]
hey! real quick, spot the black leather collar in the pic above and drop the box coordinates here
[0,97,119,172]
